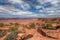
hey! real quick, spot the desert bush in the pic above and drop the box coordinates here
[36,23,40,26]
[51,19,56,21]
[0,23,4,27]
[42,24,53,30]
[8,23,19,32]
[4,31,18,40]
[10,23,14,25]
[22,24,29,29]
[29,23,35,29]
[8,27,18,32]
[14,23,19,27]
[0,31,7,38]
[22,23,35,29]
[10,23,19,27]
[5,24,9,26]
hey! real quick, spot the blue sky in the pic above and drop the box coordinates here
[0,0,60,18]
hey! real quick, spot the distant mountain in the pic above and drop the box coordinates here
[0,18,33,20]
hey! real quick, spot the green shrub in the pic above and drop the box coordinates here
[52,19,56,21]
[0,23,4,27]
[4,31,18,40]
[10,23,14,25]
[29,23,35,29]
[10,23,19,27]
[22,23,35,29]
[14,23,19,27]
[42,24,53,30]
[0,31,7,38]
[22,25,29,29]
[8,27,18,32]
[5,24,9,26]
[8,23,19,32]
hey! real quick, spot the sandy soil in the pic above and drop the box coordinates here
[0,18,60,40]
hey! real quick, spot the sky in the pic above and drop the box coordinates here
[0,0,60,18]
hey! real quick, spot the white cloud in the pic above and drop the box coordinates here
[0,5,60,18]
[37,0,58,4]
[50,0,59,5]
[35,5,42,9]
[0,5,39,18]
[9,0,21,3]
[0,0,60,18]
[9,0,30,10]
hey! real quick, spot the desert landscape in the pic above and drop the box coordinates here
[0,18,60,40]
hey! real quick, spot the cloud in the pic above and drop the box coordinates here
[0,5,40,18]
[9,0,30,10]
[0,0,60,18]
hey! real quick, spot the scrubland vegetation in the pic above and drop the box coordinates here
[0,18,60,40]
